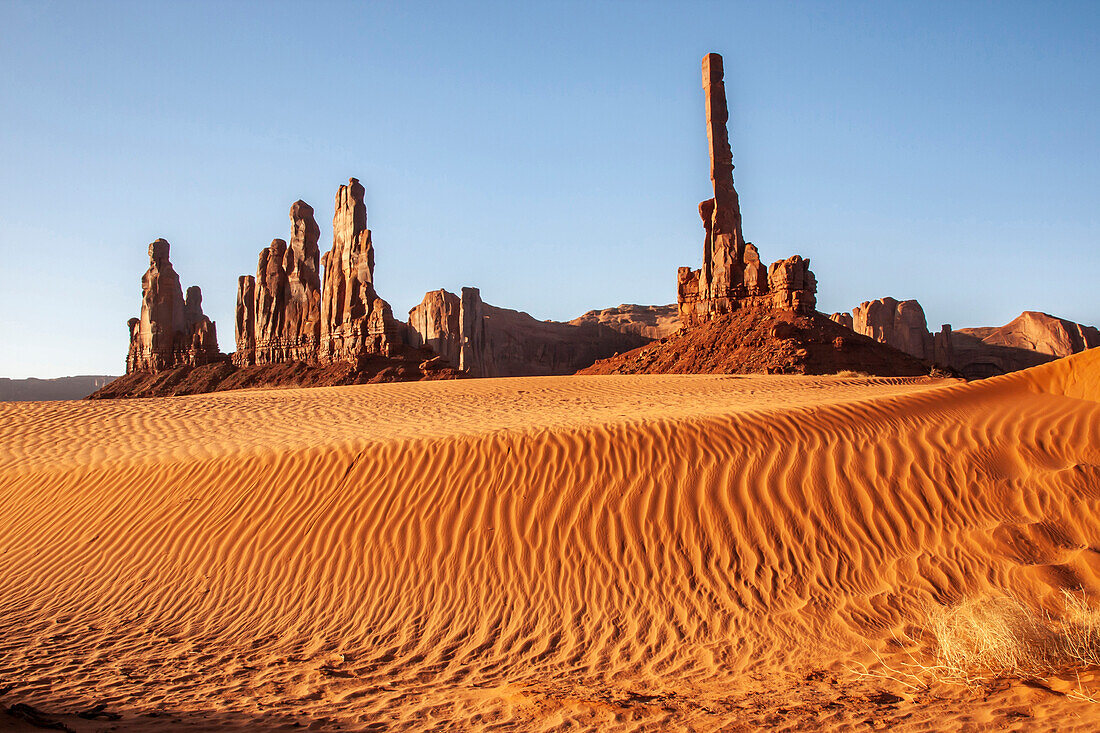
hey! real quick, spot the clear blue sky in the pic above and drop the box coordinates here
[1,1,1097,378]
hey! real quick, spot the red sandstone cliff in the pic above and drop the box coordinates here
[407,289,653,377]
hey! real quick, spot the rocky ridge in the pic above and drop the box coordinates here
[832,300,1098,380]
[406,289,652,378]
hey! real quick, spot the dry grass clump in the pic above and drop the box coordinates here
[832,370,871,378]
[849,593,1100,696]
[929,593,1100,680]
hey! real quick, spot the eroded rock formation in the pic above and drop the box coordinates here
[406,288,653,378]
[319,178,404,363]
[951,311,1100,379]
[233,185,404,368]
[406,289,462,369]
[831,299,1098,379]
[831,297,935,361]
[240,200,323,365]
[677,53,816,326]
[126,239,223,373]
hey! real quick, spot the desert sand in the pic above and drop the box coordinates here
[1,352,1099,730]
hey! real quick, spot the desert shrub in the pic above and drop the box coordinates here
[927,593,1100,680]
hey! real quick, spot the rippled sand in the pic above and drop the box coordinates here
[1,353,1099,730]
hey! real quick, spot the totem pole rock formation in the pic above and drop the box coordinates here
[126,239,222,373]
[233,201,323,366]
[677,53,816,327]
[319,178,404,363]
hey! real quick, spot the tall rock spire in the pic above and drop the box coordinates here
[702,52,743,255]
[699,53,759,305]
[677,53,815,326]
[318,178,402,363]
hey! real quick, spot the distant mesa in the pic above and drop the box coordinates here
[832,301,1100,380]
[0,376,117,402]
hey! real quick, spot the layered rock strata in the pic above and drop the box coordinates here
[677,53,816,326]
[407,288,652,378]
[568,304,680,340]
[126,239,223,373]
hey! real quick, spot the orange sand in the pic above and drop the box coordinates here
[1,353,1099,730]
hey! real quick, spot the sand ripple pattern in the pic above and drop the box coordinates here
[0,358,1098,730]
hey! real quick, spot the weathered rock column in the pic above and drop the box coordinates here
[234,275,256,366]
[126,239,222,373]
[318,178,402,363]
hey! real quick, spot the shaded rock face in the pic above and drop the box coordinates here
[234,185,403,367]
[568,304,680,340]
[407,288,653,378]
[833,297,935,361]
[319,178,404,363]
[677,53,816,326]
[406,289,462,369]
[126,239,222,373]
[951,311,1100,379]
[233,201,323,366]
[238,200,323,366]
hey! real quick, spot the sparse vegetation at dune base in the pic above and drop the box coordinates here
[854,593,1100,702]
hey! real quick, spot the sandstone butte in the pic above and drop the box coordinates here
[582,54,932,377]
[97,51,1095,398]
[831,299,1100,379]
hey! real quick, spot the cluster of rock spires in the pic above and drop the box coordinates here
[229,179,650,380]
[234,181,405,369]
[106,176,659,397]
[99,51,1096,397]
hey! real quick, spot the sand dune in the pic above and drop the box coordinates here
[1,353,1099,730]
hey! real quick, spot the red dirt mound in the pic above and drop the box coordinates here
[579,309,936,376]
[89,348,463,399]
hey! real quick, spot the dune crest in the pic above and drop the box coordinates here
[1,351,1099,729]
